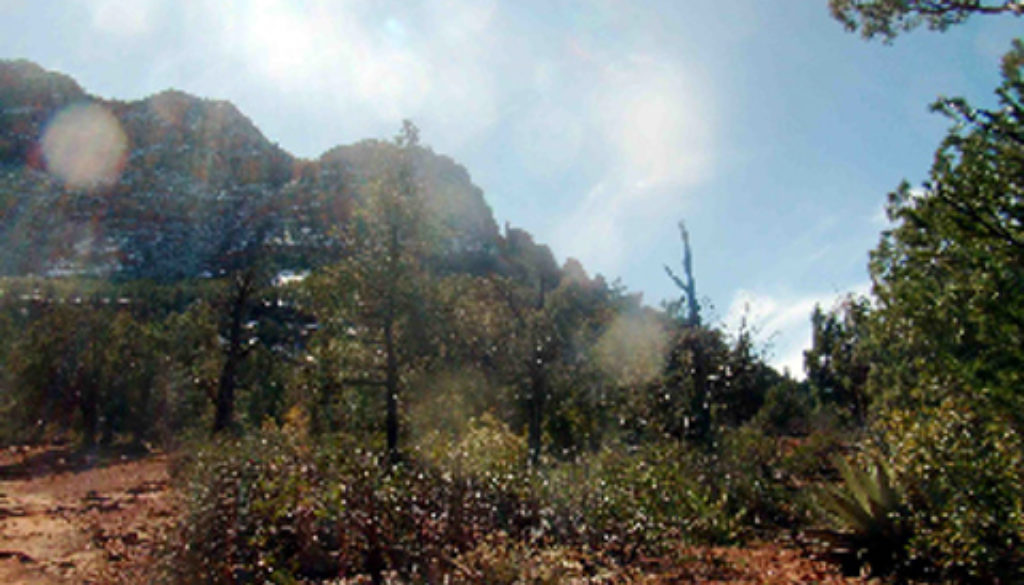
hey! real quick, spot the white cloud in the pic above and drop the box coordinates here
[600,56,714,189]
[86,0,159,37]
[427,0,497,45]
[724,284,870,378]
[192,0,501,151]
[553,181,629,271]
[551,55,715,278]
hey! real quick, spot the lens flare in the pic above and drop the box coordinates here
[595,313,668,387]
[41,103,128,188]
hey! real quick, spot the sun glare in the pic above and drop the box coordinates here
[41,103,128,189]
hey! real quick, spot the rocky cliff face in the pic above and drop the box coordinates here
[0,60,501,281]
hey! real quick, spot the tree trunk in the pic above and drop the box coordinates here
[213,275,251,435]
[213,355,238,434]
[133,374,151,447]
[527,363,545,468]
[527,281,549,468]
[384,318,400,466]
[690,343,713,448]
[80,381,98,448]
[383,215,402,466]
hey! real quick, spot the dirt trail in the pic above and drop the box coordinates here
[0,446,176,585]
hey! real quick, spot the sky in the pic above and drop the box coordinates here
[1,0,1020,375]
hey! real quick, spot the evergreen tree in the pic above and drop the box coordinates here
[804,296,871,423]
[829,0,1023,41]
[308,121,433,464]
[869,43,1024,424]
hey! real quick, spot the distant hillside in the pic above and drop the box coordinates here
[0,59,514,282]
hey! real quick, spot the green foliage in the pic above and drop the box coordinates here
[303,121,440,461]
[415,412,527,480]
[869,41,1024,426]
[539,443,746,553]
[639,320,779,447]
[774,427,849,483]
[167,424,334,584]
[878,398,1024,582]
[3,298,162,445]
[714,426,811,530]
[804,296,871,424]
[0,274,310,447]
[806,38,1024,584]
[539,430,817,553]
[818,455,910,577]
[828,0,1022,42]
[753,378,815,436]
[166,417,831,583]
[167,423,544,583]
[716,321,782,428]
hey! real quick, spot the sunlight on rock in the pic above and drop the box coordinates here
[148,91,188,127]
[595,313,667,387]
[41,103,127,188]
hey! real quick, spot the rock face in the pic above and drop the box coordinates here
[0,60,501,281]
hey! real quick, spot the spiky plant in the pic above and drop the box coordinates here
[817,455,911,578]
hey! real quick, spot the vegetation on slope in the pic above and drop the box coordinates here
[2,6,1024,579]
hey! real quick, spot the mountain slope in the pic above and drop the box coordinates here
[0,60,503,281]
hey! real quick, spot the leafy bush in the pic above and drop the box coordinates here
[753,379,815,436]
[168,423,815,583]
[415,412,527,480]
[776,428,848,484]
[165,412,843,583]
[165,422,545,583]
[165,425,333,584]
[450,532,608,585]
[714,426,813,531]
[537,443,750,556]
[878,397,1024,582]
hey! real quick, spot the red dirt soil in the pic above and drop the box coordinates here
[0,445,176,585]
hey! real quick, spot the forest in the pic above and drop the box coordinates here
[0,2,1022,583]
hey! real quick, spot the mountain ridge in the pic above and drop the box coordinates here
[0,59,533,283]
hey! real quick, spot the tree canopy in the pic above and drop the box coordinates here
[829,0,1023,41]
[868,42,1024,425]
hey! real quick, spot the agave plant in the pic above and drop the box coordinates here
[816,455,911,578]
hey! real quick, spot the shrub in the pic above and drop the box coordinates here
[714,426,805,531]
[164,418,836,583]
[165,423,541,583]
[450,532,605,585]
[817,455,911,577]
[165,425,335,584]
[753,379,815,436]
[538,442,750,556]
[776,428,847,484]
[414,412,527,480]
[878,397,1024,582]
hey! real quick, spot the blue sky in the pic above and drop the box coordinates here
[1,0,1020,375]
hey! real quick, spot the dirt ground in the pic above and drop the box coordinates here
[0,445,866,585]
[0,445,176,585]
[626,545,871,584]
